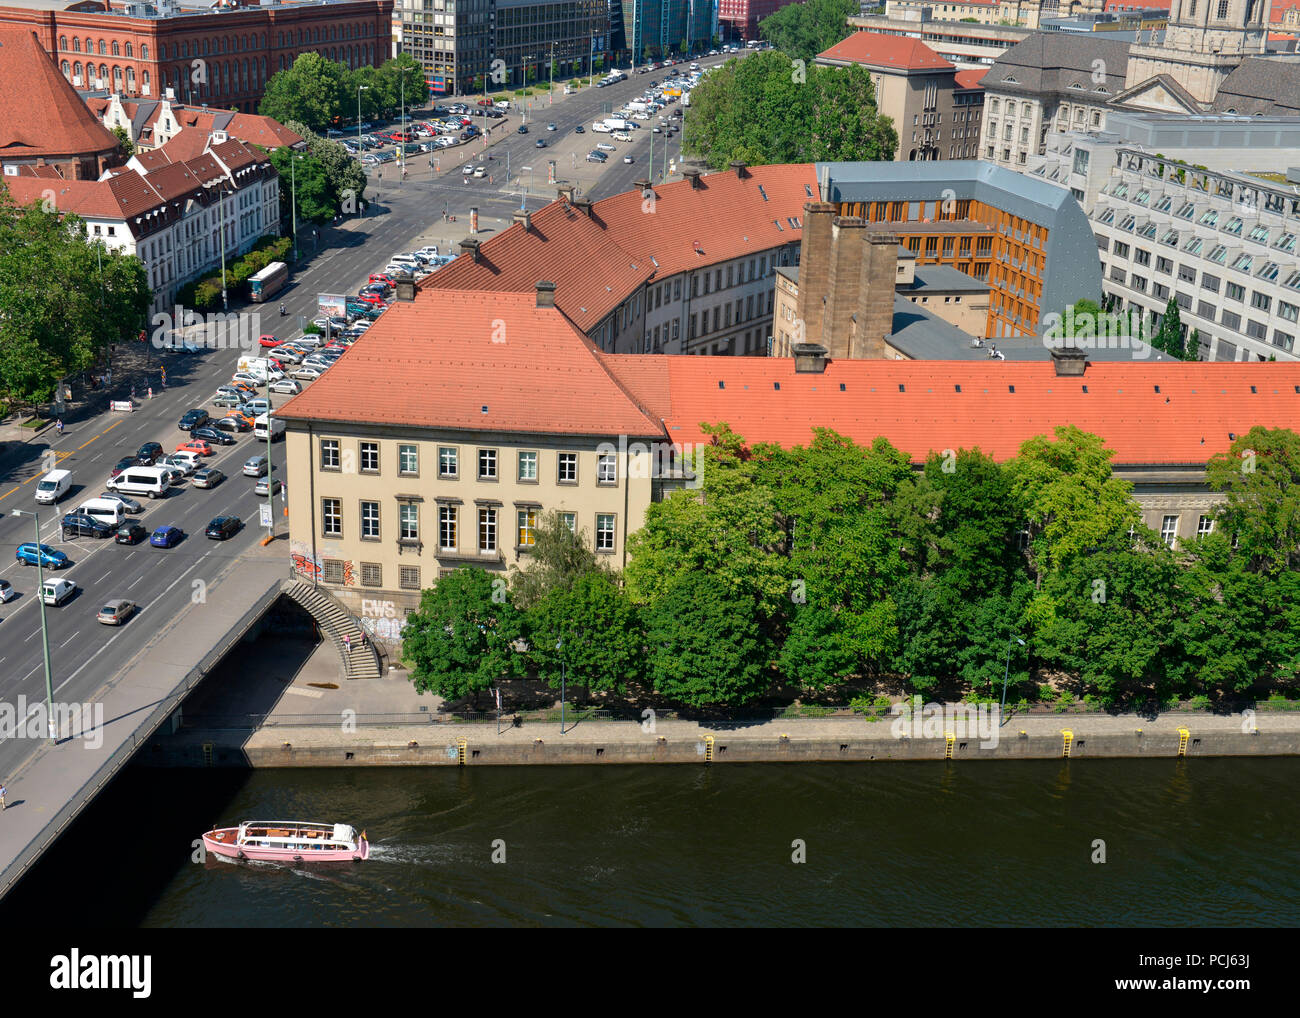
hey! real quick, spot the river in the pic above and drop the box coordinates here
[4,758,1298,926]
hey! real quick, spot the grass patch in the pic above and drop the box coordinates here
[20,417,48,430]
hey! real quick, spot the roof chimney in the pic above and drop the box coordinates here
[633,178,651,193]
[395,269,416,302]
[557,184,575,204]
[1050,345,1088,376]
[792,343,828,373]
[572,197,593,217]
[512,209,531,232]
[730,160,748,178]
[459,237,481,262]
[536,280,557,308]
[682,168,702,189]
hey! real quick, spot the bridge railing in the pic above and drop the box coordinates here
[0,580,285,900]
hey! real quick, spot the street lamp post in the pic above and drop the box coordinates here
[556,639,566,735]
[1000,635,1026,726]
[589,34,594,88]
[357,85,369,215]
[289,154,298,262]
[218,184,228,310]
[11,510,56,744]
[520,165,532,210]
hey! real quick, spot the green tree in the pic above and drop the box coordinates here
[110,124,134,157]
[282,121,367,217]
[269,148,334,233]
[626,423,789,619]
[525,572,645,694]
[1153,296,1184,357]
[758,0,858,63]
[1005,425,1143,581]
[0,189,150,408]
[402,567,523,701]
[1186,327,1201,361]
[683,49,895,169]
[1205,426,1300,575]
[508,510,607,610]
[645,572,769,707]
[259,52,347,133]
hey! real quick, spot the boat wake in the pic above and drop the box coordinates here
[365,843,463,867]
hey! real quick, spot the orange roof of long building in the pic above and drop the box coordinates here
[425,163,818,333]
[817,32,955,72]
[276,284,1300,467]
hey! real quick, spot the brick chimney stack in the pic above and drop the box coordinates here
[820,217,866,359]
[853,232,898,359]
[459,237,481,262]
[795,201,836,353]
[536,280,557,308]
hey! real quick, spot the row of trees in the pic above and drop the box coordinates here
[403,423,1300,710]
[0,188,151,411]
[267,121,368,232]
[758,0,859,64]
[682,49,897,170]
[259,52,429,135]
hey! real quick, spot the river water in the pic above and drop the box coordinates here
[5,758,1299,927]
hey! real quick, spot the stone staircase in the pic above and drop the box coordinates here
[281,580,384,680]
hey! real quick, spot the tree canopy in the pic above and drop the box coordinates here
[0,187,151,410]
[259,53,430,134]
[758,0,859,63]
[682,50,896,169]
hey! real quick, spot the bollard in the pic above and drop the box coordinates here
[147,387,153,400]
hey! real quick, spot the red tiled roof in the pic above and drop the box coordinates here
[1,171,166,227]
[817,32,954,72]
[425,163,817,333]
[954,68,988,90]
[1104,0,1171,8]
[0,28,120,162]
[275,291,665,438]
[224,112,302,150]
[1272,0,1300,22]
[618,358,1300,466]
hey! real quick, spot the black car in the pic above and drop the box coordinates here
[516,124,528,134]
[136,441,163,465]
[574,125,585,133]
[109,456,136,479]
[178,408,209,432]
[205,515,242,541]
[62,513,113,540]
[214,415,251,433]
[192,426,236,446]
[115,521,148,545]
[535,139,546,148]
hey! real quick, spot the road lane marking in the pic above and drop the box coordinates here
[55,549,210,696]
[59,634,78,649]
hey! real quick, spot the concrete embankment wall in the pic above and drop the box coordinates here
[147,724,1300,767]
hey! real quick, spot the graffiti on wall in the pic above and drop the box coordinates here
[357,597,407,644]
[290,541,321,580]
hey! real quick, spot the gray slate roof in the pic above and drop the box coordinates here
[984,33,1132,102]
[1213,57,1300,116]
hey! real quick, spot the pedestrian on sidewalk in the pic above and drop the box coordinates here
[1,783,6,810]
[344,634,352,654]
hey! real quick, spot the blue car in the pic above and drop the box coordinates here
[150,525,184,548]
[16,542,69,569]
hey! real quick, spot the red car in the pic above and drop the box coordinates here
[357,292,386,306]
[258,334,284,348]
[175,439,213,456]
[368,273,395,287]
[476,98,493,107]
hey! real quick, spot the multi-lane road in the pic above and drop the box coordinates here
[0,52,744,777]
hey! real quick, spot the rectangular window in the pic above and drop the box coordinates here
[320,439,340,470]
[597,451,617,485]
[360,441,379,474]
[595,513,615,552]
[1279,300,1299,323]
[1221,309,1241,330]
[438,446,458,478]
[1250,291,1272,312]
[399,503,419,542]
[517,450,537,482]
[322,559,344,584]
[1155,256,1173,275]
[439,505,457,552]
[399,566,421,590]
[1160,515,1179,548]
[1201,273,1220,292]
[1113,241,1129,259]
[477,448,497,480]
[558,452,577,484]
[360,562,382,587]
[560,512,576,533]
[398,444,418,476]
[360,500,380,540]
[478,507,497,553]
[1226,282,1245,302]
[517,508,537,547]
[1197,515,1214,538]
[1178,264,1196,284]
[322,498,342,538]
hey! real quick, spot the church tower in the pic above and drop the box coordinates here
[1125,0,1270,104]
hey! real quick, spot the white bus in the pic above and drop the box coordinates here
[249,261,288,302]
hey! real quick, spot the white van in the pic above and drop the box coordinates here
[77,497,126,527]
[42,578,76,606]
[35,468,72,505]
[106,465,170,499]
[254,413,286,442]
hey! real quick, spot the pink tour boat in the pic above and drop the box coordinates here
[202,820,370,863]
